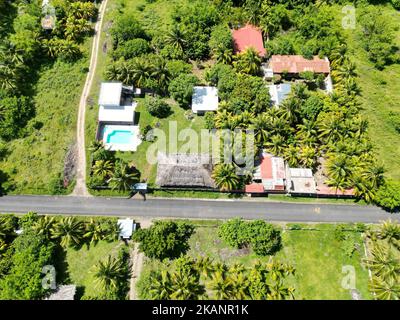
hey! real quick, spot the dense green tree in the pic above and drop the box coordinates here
[133,220,195,260]
[168,73,198,108]
[50,217,86,248]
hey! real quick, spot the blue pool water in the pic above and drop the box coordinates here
[106,130,134,144]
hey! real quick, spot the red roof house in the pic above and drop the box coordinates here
[269,55,330,74]
[232,24,266,57]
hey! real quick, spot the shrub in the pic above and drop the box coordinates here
[133,220,195,260]
[0,230,55,299]
[113,38,150,59]
[218,219,282,256]
[218,218,247,248]
[143,97,171,118]
[375,180,400,212]
[110,14,146,46]
[168,74,198,108]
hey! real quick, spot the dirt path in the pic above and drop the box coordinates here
[72,0,109,197]
[129,219,152,300]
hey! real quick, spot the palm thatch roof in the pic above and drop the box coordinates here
[156,152,216,188]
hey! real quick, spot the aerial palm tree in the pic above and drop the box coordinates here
[331,60,357,83]
[299,145,317,168]
[148,270,174,299]
[195,256,215,279]
[265,134,286,156]
[208,271,234,300]
[325,154,353,191]
[51,217,86,248]
[279,98,299,125]
[169,271,205,300]
[228,271,249,300]
[212,164,241,191]
[284,145,301,167]
[33,216,56,240]
[352,174,375,203]
[84,219,105,246]
[369,276,400,300]
[108,162,139,192]
[251,113,271,145]
[233,47,261,76]
[364,243,400,281]
[214,45,233,65]
[165,24,187,52]
[94,255,127,291]
[92,160,114,180]
[151,58,171,94]
[376,220,400,250]
[362,164,385,189]
[131,58,152,88]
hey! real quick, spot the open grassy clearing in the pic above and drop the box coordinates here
[2,50,90,194]
[140,221,372,300]
[342,5,400,180]
[64,240,122,298]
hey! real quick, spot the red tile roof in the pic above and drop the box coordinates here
[245,183,265,193]
[316,185,355,196]
[270,55,330,74]
[232,24,266,57]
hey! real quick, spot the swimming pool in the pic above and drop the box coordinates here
[102,125,141,151]
[106,130,134,144]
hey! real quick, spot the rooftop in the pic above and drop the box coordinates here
[252,153,286,191]
[118,218,134,239]
[98,102,136,123]
[98,82,123,107]
[269,55,330,74]
[156,152,215,188]
[192,86,219,113]
[269,83,292,106]
[287,167,317,194]
[232,24,266,57]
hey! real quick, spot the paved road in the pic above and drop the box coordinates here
[0,195,398,223]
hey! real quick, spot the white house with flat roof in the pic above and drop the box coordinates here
[192,86,219,114]
[117,218,136,240]
[97,82,141,152]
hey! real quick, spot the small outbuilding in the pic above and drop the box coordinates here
[191,86,219,114]
[232,24,266,57]
[117,218,136,240]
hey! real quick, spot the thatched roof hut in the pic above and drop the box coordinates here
[156,152,216,188]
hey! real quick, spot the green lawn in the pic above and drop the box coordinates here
[64,240,122,298]
[140,221,372,300]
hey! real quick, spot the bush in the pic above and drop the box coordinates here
[218,219,282,256]
[110,14,147,46]
[133,220,195,260]
[168,74,198,108]
[0,230,55,299]
[166,60,192,79]
[209,24,233,53]
[375,180,400,212]
[113,38,150,59]
[143,97,171,118]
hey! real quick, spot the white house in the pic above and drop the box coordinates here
[191,86,219,114]
[97,82,141,152]
[117,218,136,240]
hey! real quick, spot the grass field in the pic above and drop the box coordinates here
[344,5,400,180]
[64,240,122,298]
[2,52,90,194]
[140,221,372,300]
